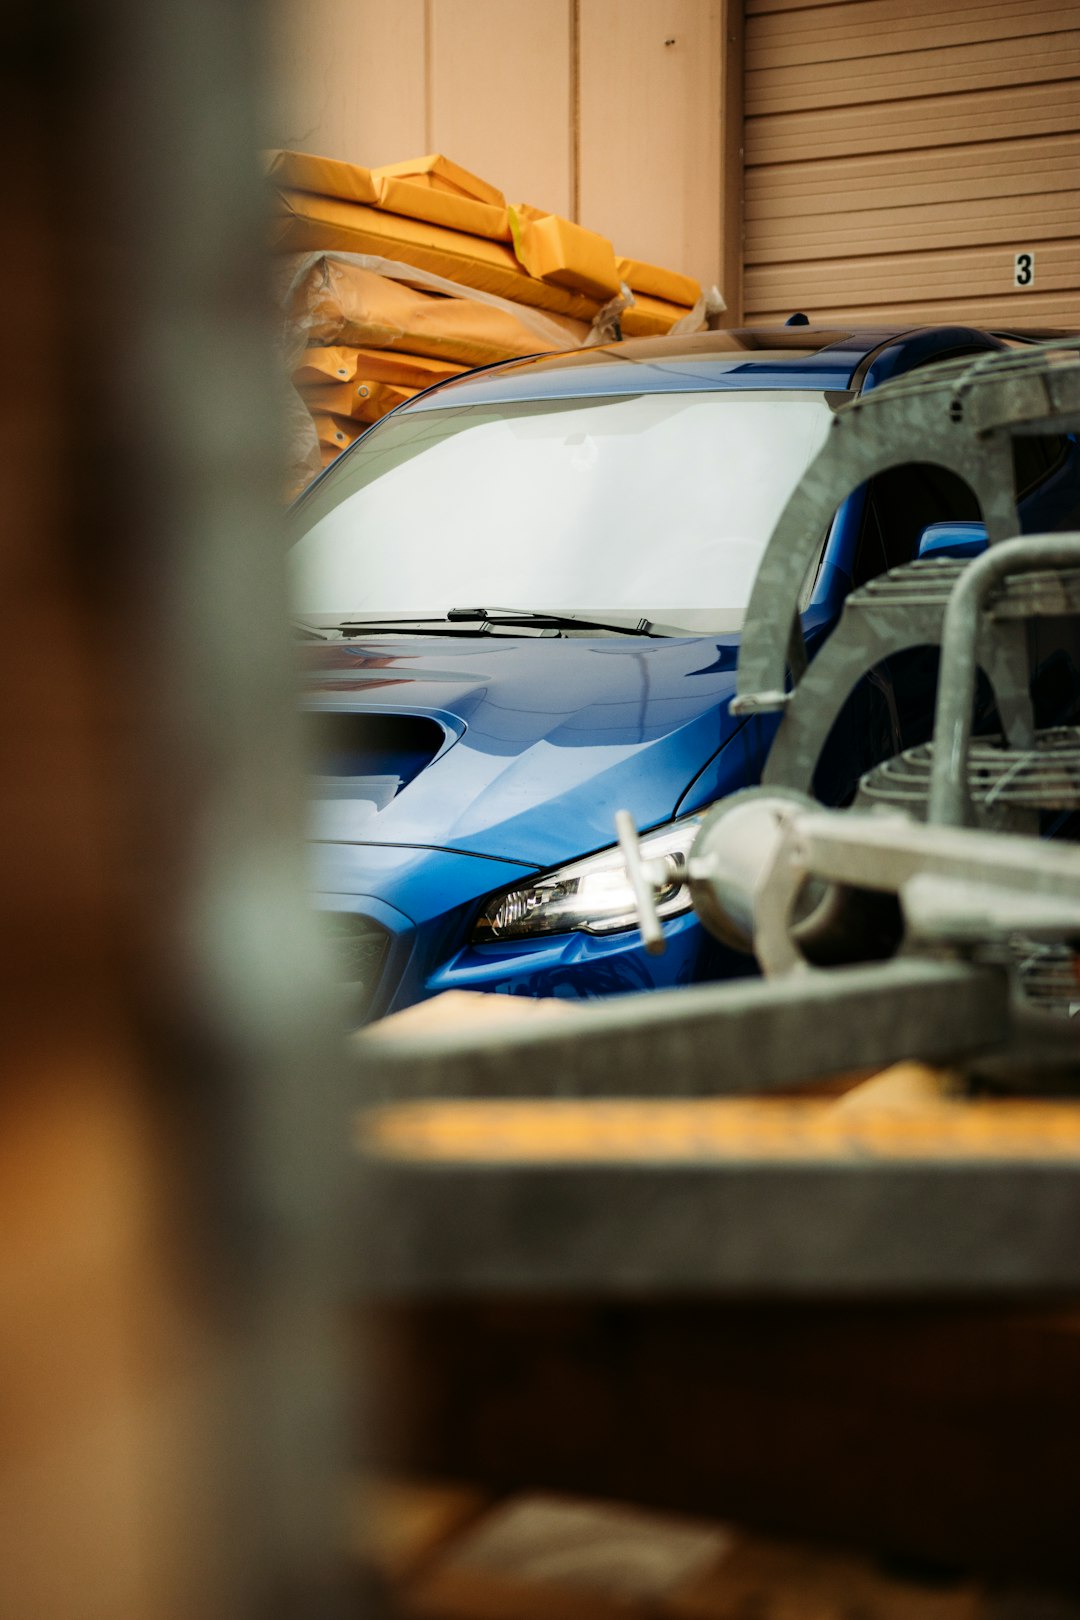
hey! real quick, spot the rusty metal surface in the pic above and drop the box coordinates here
[39,0,355,1610]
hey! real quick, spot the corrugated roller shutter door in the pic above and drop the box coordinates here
[745,0,1080,328]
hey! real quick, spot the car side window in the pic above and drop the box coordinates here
[1013,433,1067,500]
[851,463,980,587]
[851,435,1070,588]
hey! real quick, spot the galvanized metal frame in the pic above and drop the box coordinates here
[734,339,1080,716]
[930,534,1080,823]
[761,559,1036,794]
[360,959,1006,1102]
[352,1141,1080,1296]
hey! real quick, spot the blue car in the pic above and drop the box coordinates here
[290,325,1080,1022]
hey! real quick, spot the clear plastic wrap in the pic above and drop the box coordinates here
[283,252,591,368]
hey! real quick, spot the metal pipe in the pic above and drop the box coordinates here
[687,790,811,952]
[615,809,666,954]
[927,534,1080,826]
[687,790,901,970]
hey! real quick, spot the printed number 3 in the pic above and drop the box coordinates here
[1014,251,1035,289]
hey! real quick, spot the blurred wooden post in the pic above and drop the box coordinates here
[0,3,352,1616]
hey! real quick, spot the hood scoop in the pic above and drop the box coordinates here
[308,710,453,840]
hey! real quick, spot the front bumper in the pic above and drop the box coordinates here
[312,838,755,1021]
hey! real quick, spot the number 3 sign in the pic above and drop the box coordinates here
[1014,251,1035,289]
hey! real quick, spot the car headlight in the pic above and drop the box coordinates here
[472,808,708,942]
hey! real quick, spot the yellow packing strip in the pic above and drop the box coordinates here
[287,257,589,368]
[301,377,420,422]
[353,380,418,423]
[617,255,701,310]
[348,348,467,388]
[311,411,364,451]
[272,188,602,322]
[264,148,379,205]
[375,174,511,242]
[622,292,696,337]
[292,347,362,385]
[509,206,621,302]
[373,154,505,206]
[293,345,467,391]
[299,380,356,416]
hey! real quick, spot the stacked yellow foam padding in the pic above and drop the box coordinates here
[270,149,706,490]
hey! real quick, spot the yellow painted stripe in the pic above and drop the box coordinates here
[357,1100,1080,1165]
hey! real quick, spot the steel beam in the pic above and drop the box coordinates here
[352,1106,1080,1296]
[358,960,1008,1102]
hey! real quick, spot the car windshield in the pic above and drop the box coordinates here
[290,388,833,633]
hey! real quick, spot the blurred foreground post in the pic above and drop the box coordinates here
[0,2,350,1616]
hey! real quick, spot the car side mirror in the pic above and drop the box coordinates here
[916,520,989,561]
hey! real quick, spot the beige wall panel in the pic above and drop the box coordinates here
[748,0,868,11]
[748,292,1080,326]
[747,134,1080,215]
[751,191,1080,260]
[578,0,724,288]
[268,0,426,165]
[746,0,1080,332]
[748,0,1078,70]
[430,0,572,216]
[747,81,1080,164]
[748,32,1080,116]
[747,239,1080,308]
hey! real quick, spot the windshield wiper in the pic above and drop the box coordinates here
[446,607,663,636]
[332,609,665,637]
[331,615,480,636]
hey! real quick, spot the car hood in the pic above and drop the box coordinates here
[302,633,744,867]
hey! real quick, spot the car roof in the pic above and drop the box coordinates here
[402,324,1015,410]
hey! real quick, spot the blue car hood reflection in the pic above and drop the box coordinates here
[303,633,744,867]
